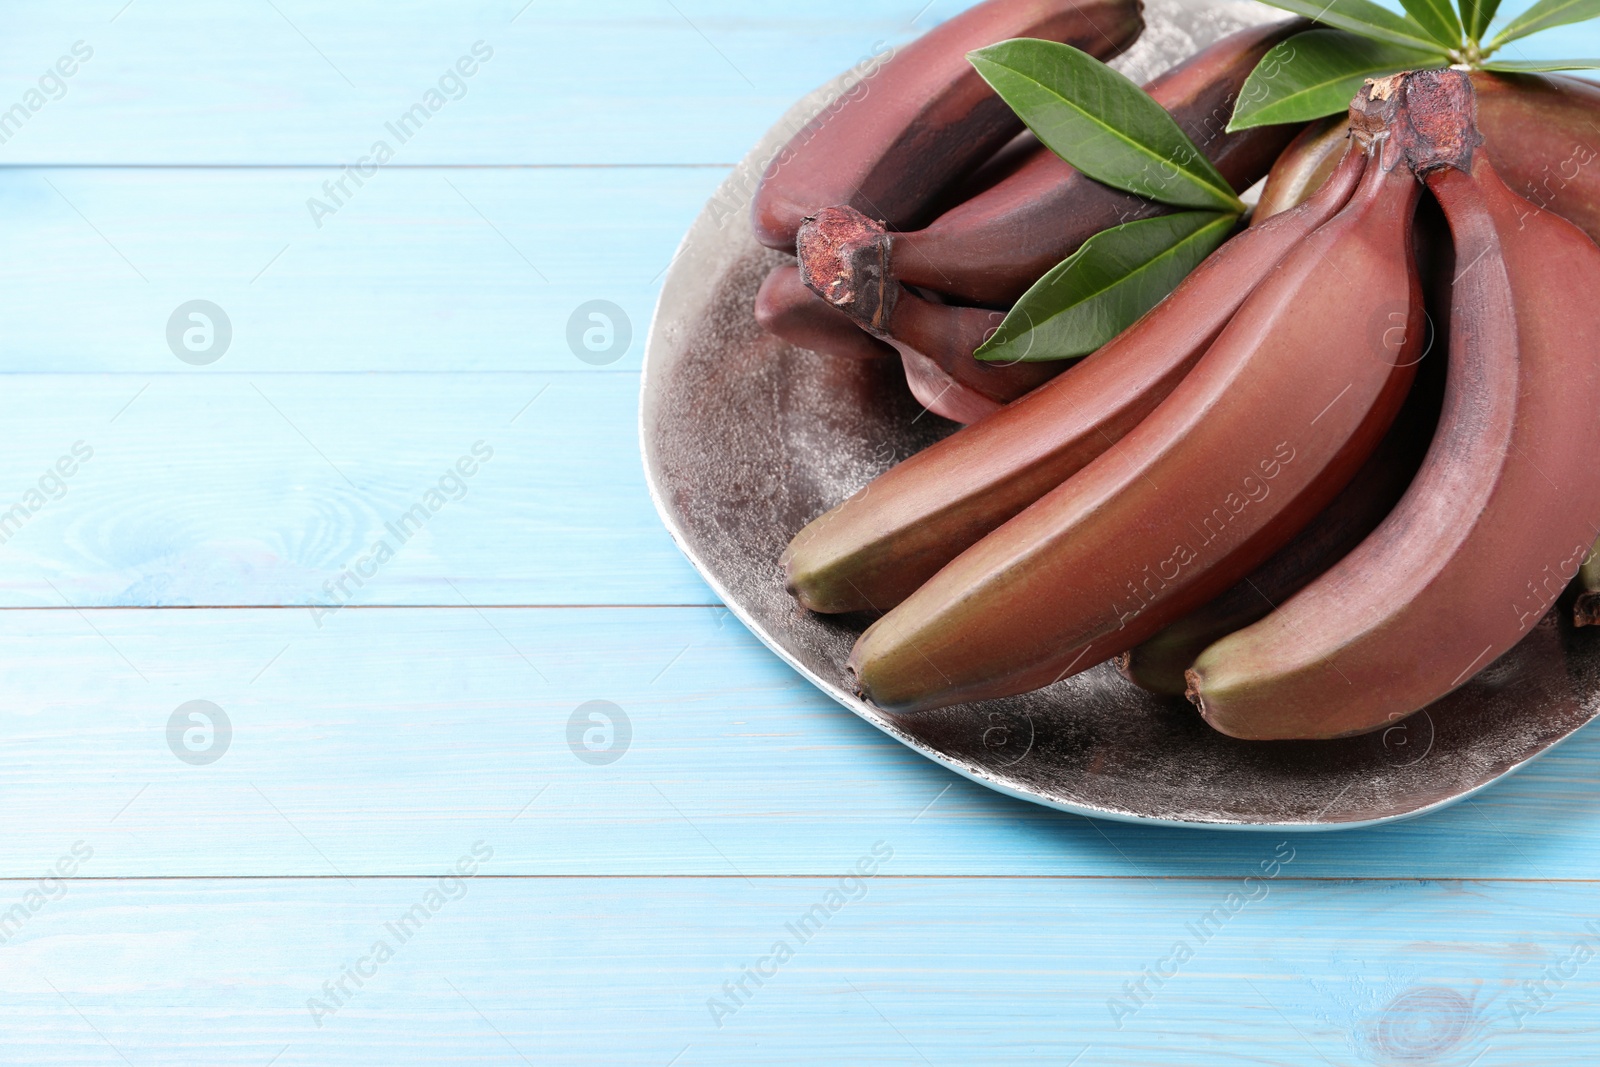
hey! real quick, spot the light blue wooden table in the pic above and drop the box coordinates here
[3,1,1598,1063]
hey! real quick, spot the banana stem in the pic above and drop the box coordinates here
[1484,32,1510,56]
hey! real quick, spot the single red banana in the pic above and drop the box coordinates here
[1187,69,1600,741]
[848,81,1422,714]
[754,264,893,362]
[750,0,1143,252]
[781,134,1369,615]
[799,19,1307,318]
[1473,71,1600,245]
[880,289,1065,423]
[1119,342,1444,696]
[1253,114,1347,222]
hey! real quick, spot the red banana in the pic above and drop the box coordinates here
[754,264,894,363]
[1119,341,1444,696]
[1252,113,1347,222]
[750,0,1143,252]
[880,289,1064,423]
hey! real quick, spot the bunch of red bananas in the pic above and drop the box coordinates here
[755,0,1307,424]
[755,0,1600,740]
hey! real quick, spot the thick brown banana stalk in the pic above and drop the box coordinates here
[1257,71,1600,246]
[754,265,894,362]
[800,19,1306,317]
[1189,69,1600,741]
[781,136,1369,615]
[750,0,1143,252]
[847,82,1423,714]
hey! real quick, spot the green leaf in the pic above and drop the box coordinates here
[1489,0,1600,48]
[1254,0,1449,51]
[967,40,1242,212]
[975,212,1238,363]
[1460,0,1503,40]
[1228,30,1445,131]
[1398,0,1463,47]
[1481,56,1600,71]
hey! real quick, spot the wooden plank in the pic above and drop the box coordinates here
[0,0,961,165]
[0,372,710,606]
[0,605,1598,878]
[0,167,725,373]
[1,3,1591,166]
[6,2,1593,166]
[1,875,1596,1064]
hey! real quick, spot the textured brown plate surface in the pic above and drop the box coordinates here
[640,0,1600,829]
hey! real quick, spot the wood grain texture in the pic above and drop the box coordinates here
[1,876,1597,1065]
[6,1,1600,1061]
[0,373,711,605]
[0,167,725,373]
[0,0,953,165]
[0,606,1595,879]
[1,3,1589,167]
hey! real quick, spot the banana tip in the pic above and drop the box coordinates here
[1183,668,1206,713]
[781,569,822,614]
[845,631,900,711]
[1182,671,1304,742]
[781,557,872,614]
[844,650,869,698]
